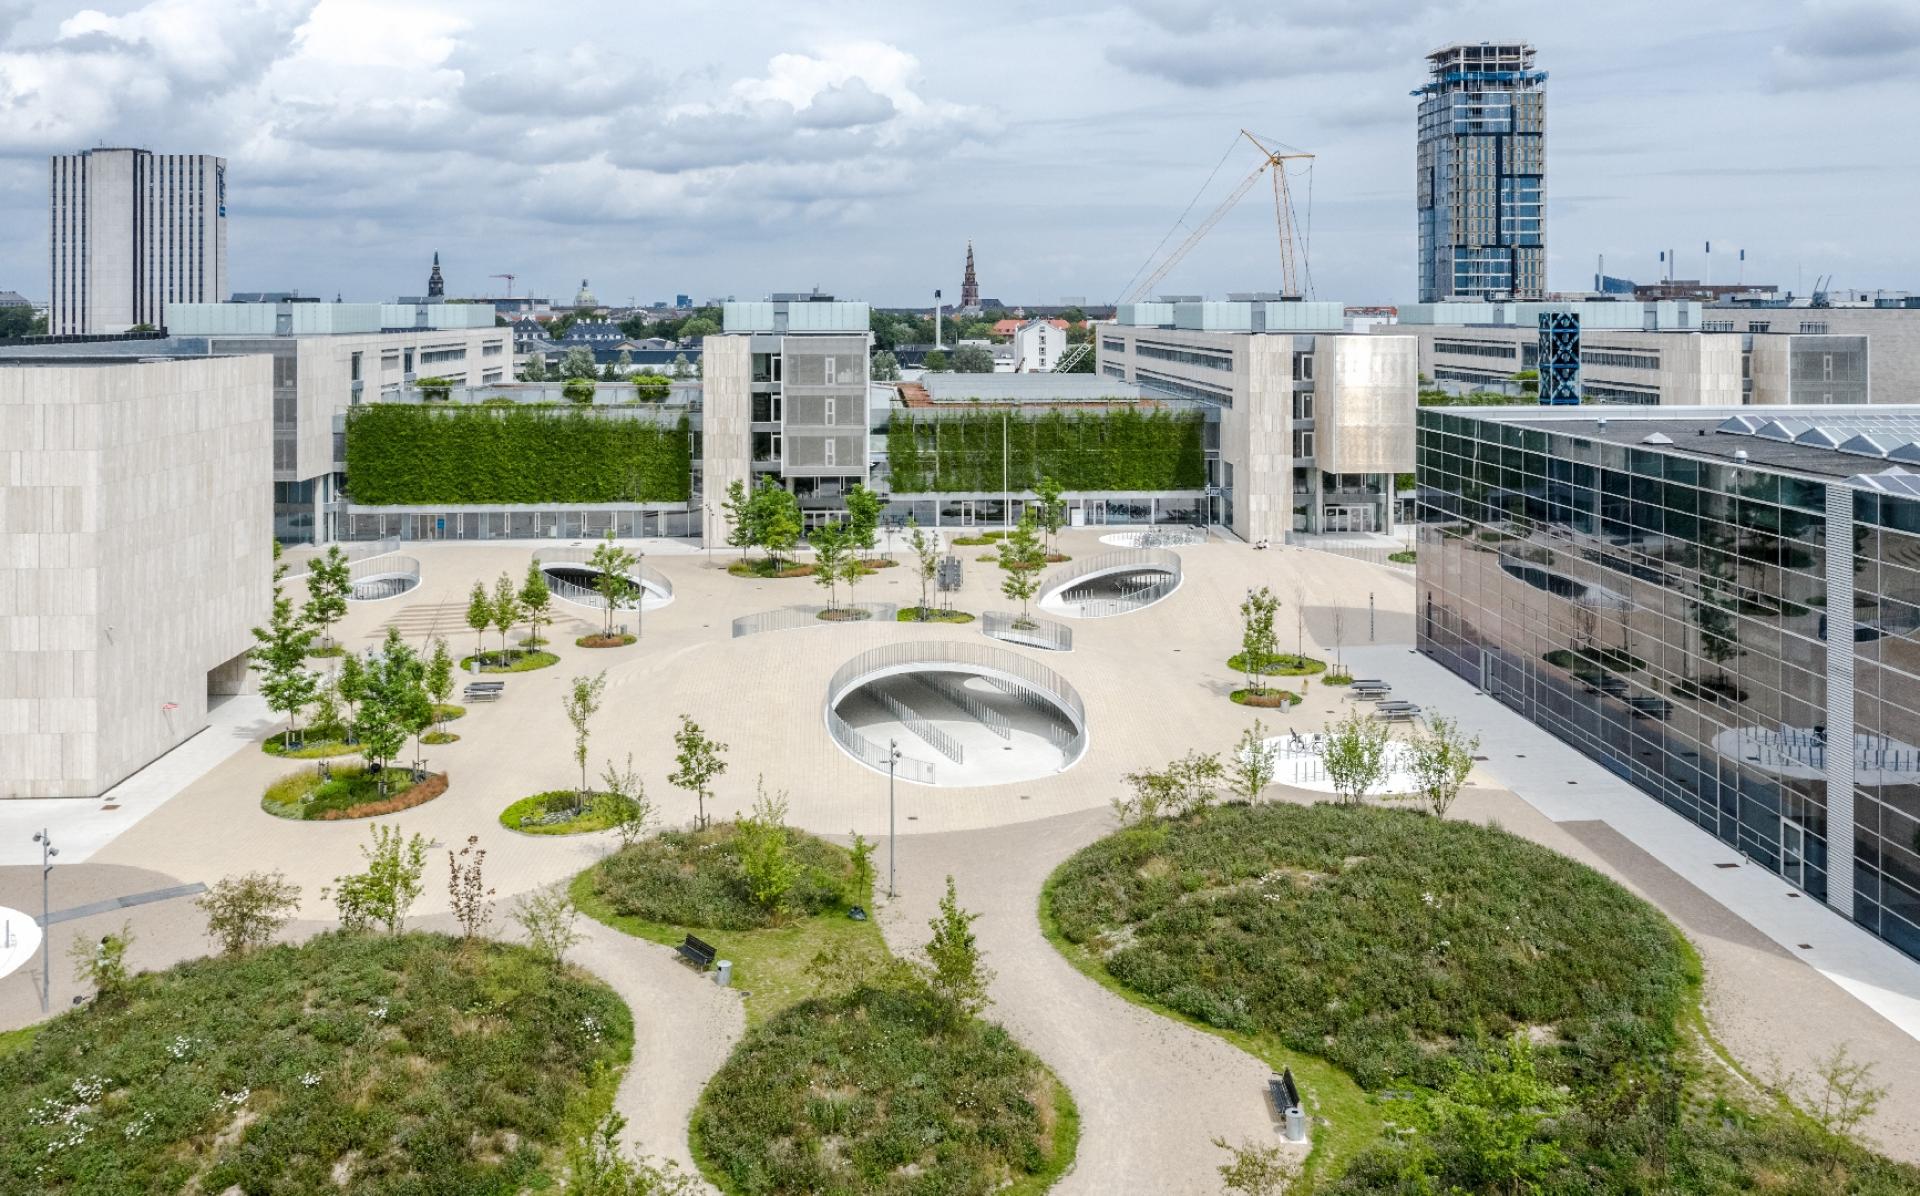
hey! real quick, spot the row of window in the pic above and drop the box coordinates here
[1129,339,1235,372]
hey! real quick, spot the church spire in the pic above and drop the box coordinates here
[960,240,979,309]
[427,250,445,300]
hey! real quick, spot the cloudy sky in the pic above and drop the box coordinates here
[0,0,1914,307]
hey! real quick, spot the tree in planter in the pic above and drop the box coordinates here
[669,714,728,829]
[355,629,422,790]
[326,822,429,933]
[811,522,849,611]
[425,636,455,731]
[562,671,609,812]
[923,875,993,1024]
[249,578,318,748]
[466,581,492,659]
[845,483,884,562]
[908,518,940,619]
[520,560,553,648]
[1035,475,1066,555]
[1239,586,1281,694]
[587,531,638,637]
[304,545,352,651]
[632,372,670,402]
[1408,711,1479,818]
[721,479,756,556]
[415,375,454,402]
[337,652,368,742]
[563,376,596,404]
[490,571,522,661]
[1322,708,1394,806]
[752,477,801,569]
[1232,719,1279,804]
[997,512,1048,623]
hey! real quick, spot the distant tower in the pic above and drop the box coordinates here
[1414,42,1546,302]
[960,241,979,309]
[427,251,445,300]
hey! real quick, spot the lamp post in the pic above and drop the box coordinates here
[31,829,55,1013]
[636,548,647,641]
[704,504,714,570]
[887,738,900,900]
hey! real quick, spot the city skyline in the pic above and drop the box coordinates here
[0,1,1916,306]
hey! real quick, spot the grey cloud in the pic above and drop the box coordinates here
[1768,1,1920,89]
[457,46,657,117]
[795,79,895,129]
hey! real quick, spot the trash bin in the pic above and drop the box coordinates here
[1283,1105,1307,1143]
[714,960,733,988]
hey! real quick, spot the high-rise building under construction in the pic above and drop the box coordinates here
[1414,42,1546,302]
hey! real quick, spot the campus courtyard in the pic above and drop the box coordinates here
[5,528,1920,1193]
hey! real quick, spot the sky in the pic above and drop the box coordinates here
[0,0,1916,308]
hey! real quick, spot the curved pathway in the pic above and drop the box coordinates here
[876,808,1289,1195]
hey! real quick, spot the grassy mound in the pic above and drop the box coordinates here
[502,789,621,835]
[695,984,1074,1196]
[584,822,852,931]
[1226,650,1326,677]
[0,932,629,1195]
[460,650,559,673]
[729,558,815,579]
[897,607,976,624]
[262,765,447,820]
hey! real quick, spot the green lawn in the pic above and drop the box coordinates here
[260,727,360,759]
[896,607,977,624]
[460,650,560,673]
[503,790,621,837]
[262,763,447,820]
[1225,650,1326,677]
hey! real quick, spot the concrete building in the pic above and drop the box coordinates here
[1416,404,1920,962]
[1414,42,1546,302]
[1709,303,1920,406]
[0,354,270,798]
[49,148,228,336]
[1401,300,1871,407]
[1098,300,1418,540]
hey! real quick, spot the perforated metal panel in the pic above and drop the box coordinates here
[779,334,868,478]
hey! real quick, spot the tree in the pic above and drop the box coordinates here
[1114,750,1225,824]
[737,779,800,916]
[196,871,301,956]
[355,628,423,787]
[1240,586,1281,695]
[327,823,429,933]
[563,671,609,811]
[336,653,367,741]
[250,577,318,747]
[447,835,496,940]
[844,483,883,561]
[1408,712,1479,818]
[672,352,692,379]
[425,636,455,730]
[632,372,670,401]
[669,714,728,829]
[811,522,849,611]
[69,922,136,1004]
[490,571,521,660]
[951,344,995,373]
[520,351,548,382]
[304,545,351,650]
[908,519,940,619]
[1232,719,1279,804]
[679,317,719,340]
[513,881,583,966]
[997,512,1048,621]
[751,477,801,567]
[521,560,553,648]
[923,876,992,1023]
[600,753,657,849]
[923,349,949,372]
[1322,708,1393,806]
[560,345,597,379]
[721,479,756,555]
[870,349,901,381]
[588,531,637,636]
[415,375,454,401]
[1329,604,1348,676]
[615,348,632,375]
[1034,475,1066,554]
[1806,1043,1888,1136]
[848,832,876,905]
[466,581,493,658]
[1214,1137,1299,1196]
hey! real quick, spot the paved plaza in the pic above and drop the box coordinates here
[4,530,1920,1184]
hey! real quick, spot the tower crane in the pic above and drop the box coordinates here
[490,272,517,300]
[1118,130,1314,306]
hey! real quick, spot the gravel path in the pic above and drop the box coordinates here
[876,808,1296,1196]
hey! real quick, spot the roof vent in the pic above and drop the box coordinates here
[1596,417,1608,432]
[1734,449,1749,463]
[1641,432,1673,445]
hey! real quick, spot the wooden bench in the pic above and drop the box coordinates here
[677,934,718,971]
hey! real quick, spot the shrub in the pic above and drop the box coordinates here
[262,765,447,820]
[197,871,301,955]
[501,789,624,835]
[588,822,853,931]
[1226,650,1326,677]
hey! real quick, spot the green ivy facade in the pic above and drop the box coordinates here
[345,405,691,504]
[887,408,1206,493]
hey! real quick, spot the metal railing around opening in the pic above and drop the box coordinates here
[982,610,1073,651]
[346,554,420,601]
[532,548,675,608]
[283,537,402,582]
[905,672,1012,741]
[827,709,940,785]
[732,603,897,637]
[1282,536,1415,573]
[1107,527,1208,548]
[1040,548,1182,618]
[867,680,965,764]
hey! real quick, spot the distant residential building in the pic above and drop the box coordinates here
[1009,318,1066,372]
[1415,43,1546,302]
[49,147,228,334]
[0,290,31,308]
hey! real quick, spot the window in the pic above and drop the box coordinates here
[1823,355,1834,381]
[1293,393,1314,420]
[1133,340,1234,371]
[823,396,836,424]
[1293,429,1315,458]
[350,352,362,382]
[824,439,837,467]
[824,356,837,384]
[403,349,415,374]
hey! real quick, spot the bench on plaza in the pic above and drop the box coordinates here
[463,681,505,702]
[677,934,718,971]
[1376,702,1422,723]
[1350,682,1391,700]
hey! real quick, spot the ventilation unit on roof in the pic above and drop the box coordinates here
[1641,432,1673,445]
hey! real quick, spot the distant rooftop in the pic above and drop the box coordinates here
[1117,299,1346,333]
[918,374,1146,403]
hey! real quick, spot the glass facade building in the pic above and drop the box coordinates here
[1417,406,1920,962]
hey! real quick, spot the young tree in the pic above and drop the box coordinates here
[737,779,800,916]
[69,922,137,1004]
[327,823,429,933]
[490,571,521,660]
[848,832,876,905]
[250,578,318,748]
[600,753,657,849]
[447,835,496,940]
[811,522,848,611]
[669,714,728,829]
[1114,750,1225,824]
[752,478,801,568]
[513,881,584,966]
[196,871,301,956]
[337,652,367,740]
[355,628,422,788]
[1213,1138,1299,1196]
[997,512,1048,622]
[1322,708,1394,806]
[1806,1043,1888,1136]
[304,545,352,650]
[521,351,548,382]
[566,1110,699,1196]
[588,531,637,637]
[563,671,609,811]
[425,636,455,731]
[923,876,992,1023]
[844,483,883,562]
[870,349,901,381]
[1409,712,1480,818]
[908,519,940,620]
[1034,475,1066,555]
[1232,719,1279,804]
[1289,578,1308,661]
[309,675,344,741]
[563,376,597,404]
[1424,1035,1570,1193]
[1239,586,1281,695]
[615,347,632,375]
[632,372,671,401]
[721,479,757,556]
[923,348,949,372]
[466,580,493,659]
[521,560,553,648]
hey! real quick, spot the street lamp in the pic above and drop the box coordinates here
[636,548,647,641]
[887,738,900,900]
[704,504,714,570]
[31,829,55,1013]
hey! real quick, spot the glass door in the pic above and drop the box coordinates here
[1087,500,1108,525]
[1781,819,1807,888]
